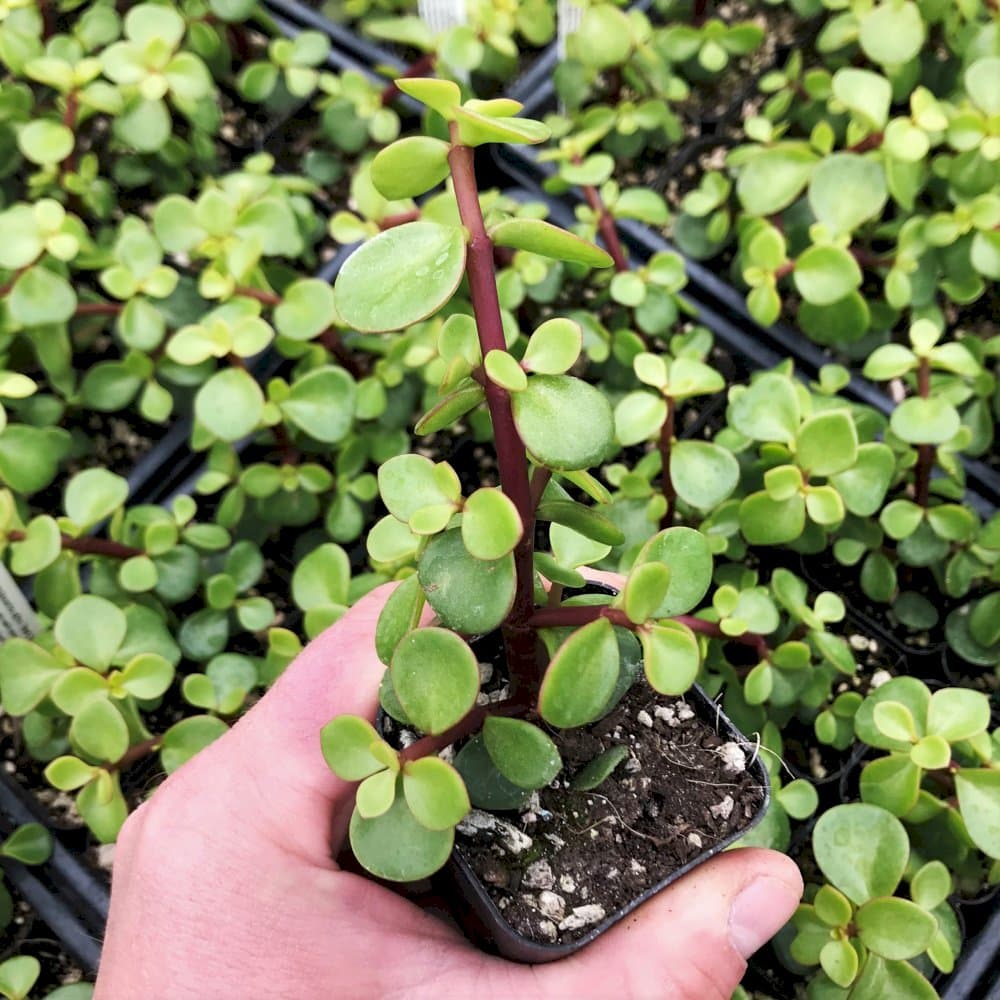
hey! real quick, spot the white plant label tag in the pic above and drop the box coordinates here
[418,0,469,82]
[418,0,467,35]
[0,563,40,640]
[557,0,584,59]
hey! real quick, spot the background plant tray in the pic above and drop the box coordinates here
[494,151,1000,516]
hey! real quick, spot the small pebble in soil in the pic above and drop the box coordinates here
[559,904,606,932]
[687,833,703,849]
[718,742,747,773]
[538,891,566,920]
[710,796,735,821]
[559,875,576,893]
[871,669,892,688]
[523,860,554,890]
[654,705,677,726]
[636,709,654,728]
[538,919,558,942]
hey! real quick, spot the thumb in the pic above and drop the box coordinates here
[523,847,802,1000]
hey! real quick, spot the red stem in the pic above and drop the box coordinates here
[75,302,122,316]
[113,735,161,771]
[914,355,932,508]
[659,396,676,529]
[7,530,143,559]
[398,700,523,764]
[272,420,300,466]
[581,181,628,273]
[447,130,538,703]
[320,327,366,379]
[379,210,421,230]
[380,55,437,106]
[233,286,281,306]
[527,605,771,661]
[529,467,552,511]
[847,132,884,154]
[60,90,79,175]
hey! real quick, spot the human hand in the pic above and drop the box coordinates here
[95,578,802,1000]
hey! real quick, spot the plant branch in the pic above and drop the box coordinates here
[319,327,366,379]
[847,131,884,154]
[447,129,538,701]
[60,90,79,175]
[379,209,421,230]
[398,700,523,763]
[914,355,932,507]
[113,735,161,772]
[75,302,123,317]
[271,420,300,466]
[658,396,676,529]
[529,467,552,510]
[579,175,628,273]
[7,530,144,559]
[381,54,436,106]
[527,604,772,661]
[233,285,281,306]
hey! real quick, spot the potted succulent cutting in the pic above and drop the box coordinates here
[318,77,769,958]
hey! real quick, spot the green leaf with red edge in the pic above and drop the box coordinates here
[461,487,523,561]
[375,575,425,667]
[333,222,466,333]
[320,715,386,780]
[403,756,470,830]
[350,790,454,881]
[489,219,612,268]
[418,528,516,634]
[640,621,701,695]
[390,627,479,735]
[370,137,451,200]
[539,617,619,728]
[622,562,672,624]
[483,717,562,789]
[356,768,397,819]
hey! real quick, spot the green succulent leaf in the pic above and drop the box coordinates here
[807,154,888,237]
[418,529,516,634]
[890,397,960,446]
[461,488,523,561]
[954,770,1000,859]
[856,898,936,960]
[670,440,739,510]
[390,628,479,735]
[370,137,450,200]
[512,375,614,471]
[0,823,52,865]
[54,595,126,672]
[350,790,453,881]
[402,756,469,830]
[334,222,466,333]
[195,368,265,442]
[812,803,909,905]
[320,715,387,781]
[483,717,562,790]
[633,527,713,617]
[70,698,129,763]
[539,617,619,728]
[640,621,700,695]
[490,218,612,268]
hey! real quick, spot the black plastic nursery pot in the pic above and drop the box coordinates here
[441,678,771,964]
[371,579,771,964]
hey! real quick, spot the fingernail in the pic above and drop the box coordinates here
[728,877,799,959]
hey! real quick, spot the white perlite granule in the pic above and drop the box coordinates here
[558,904,606,931]
[718,741,747,773]
[522,860,555,890]
[710,795,735,821]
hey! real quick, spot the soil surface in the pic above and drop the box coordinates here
[453,680,766,946]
